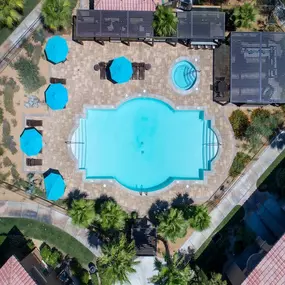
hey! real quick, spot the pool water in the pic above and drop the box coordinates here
[71,98,218,192]
[171,60,197,91]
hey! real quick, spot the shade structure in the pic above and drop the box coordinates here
[109,56,133,84]
[44,169,65,201]
[20,128,42,156]
[45,36,69,64]
[45,83,68,110]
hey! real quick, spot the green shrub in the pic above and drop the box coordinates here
[80,269,90,284]
[3,157,12,167]
[0,76,8,85]
[229,152,251,178]
[2,78,19,116]
[0,108,3,125]
[40,243,62,268]
[251,108,270,121]
[229,110,249,139]
[32,45,42,64]
[33,29,46,45]
[280,105,285,113]
[0,147,4,156]
[11,119,17,127]
[13,57,45,92]
[23,42,35,57]
[11,166,20,179]
[2,120,17,154]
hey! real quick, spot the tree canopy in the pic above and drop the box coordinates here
[0,0,23,28]
[233,3,257,29]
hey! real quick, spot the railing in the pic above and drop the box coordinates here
[0,15,42,73]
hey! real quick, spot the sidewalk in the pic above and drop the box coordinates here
[0,200,102,256]
[181,132,285,251]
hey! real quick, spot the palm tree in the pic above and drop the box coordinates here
[41,0,71,31]
[233,3,257,29]
[0,0,23,29]
[157,208,188,242]
[95,200,128,232]
[152,5,178,37]
[97,235,139,285]
[151,253,194,285]
[189,205,211,231]
[68,199,95,228]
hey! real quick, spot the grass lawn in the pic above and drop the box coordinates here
[0,218,94,264]
[256,148,285,196]
[0,0,40,45]
[195,206,245,273]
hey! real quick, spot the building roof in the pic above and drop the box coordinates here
[0,256,36,285]
[230,32,285,104]
[242,234,285,285]
[94,0,160,11]
[75,9,225,41]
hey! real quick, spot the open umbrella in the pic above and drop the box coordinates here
[20,128,42,156]
[109,56,133,84]
[44,169,65,201]
[45,36,69,64]
[45,83,68,110]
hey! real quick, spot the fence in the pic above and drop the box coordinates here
[0,16,42,73]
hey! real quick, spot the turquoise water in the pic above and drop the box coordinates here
[171,60,197,91]
[71,98,218,191]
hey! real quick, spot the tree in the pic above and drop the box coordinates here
[229,110,249,139]
[98,235,139,285]
[95,200,128,232]
[42,0,71,31]
[207,273,227,285]
[188,205,211,231]
[0,0,23,29]
[157,208,188,242]
[233,3,257,29]
[250,108,270,121]
[40,244,62,268]
[68,199,95,228]
[153,5,178,37]
[246,112,281,150]
[151,253,194,285]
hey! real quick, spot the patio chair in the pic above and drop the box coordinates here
[50,77,67,84]
[26,119,43,127]
[132,63,139,80]
[99,62,106,80]
[26,158,42,166]
[145,63,151,71]
[139,64,145,80]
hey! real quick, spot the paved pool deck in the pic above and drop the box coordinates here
[35,40,235,215]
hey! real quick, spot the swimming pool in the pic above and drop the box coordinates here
[71,98,219,192]
[171,60,197,91]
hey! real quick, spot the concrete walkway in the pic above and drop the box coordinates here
[0,200,102,256]
[181,132,285,251]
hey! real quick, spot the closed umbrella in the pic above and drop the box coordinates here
[45,36,69,64]
[44,169,65,201]
[109,56,133,84]
[20,128,42,156]
[45,83,68,110]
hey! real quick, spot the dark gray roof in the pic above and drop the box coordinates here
[231,32,285,104]
[75,10,225,40]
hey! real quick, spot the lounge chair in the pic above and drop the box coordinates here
[99,62,106,80]
[139,63,145,80]
[26,119,43,127]
[26,158,42,166]
[132,63,139,80]
[50,77,67,84]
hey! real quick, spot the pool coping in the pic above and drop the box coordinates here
[168,55,201,96]
[67,93,222,197]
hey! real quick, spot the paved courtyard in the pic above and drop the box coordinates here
[39,39,235,215]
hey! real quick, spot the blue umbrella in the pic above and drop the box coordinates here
[45,83,68,110]
[20,128,42,156]
[45,36,69,64]
[44,170,65,200]
[109,56,133,84]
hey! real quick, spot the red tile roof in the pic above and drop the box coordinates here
[95,0,160,11]
[0,256,36,285]
[242,234,285,285]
